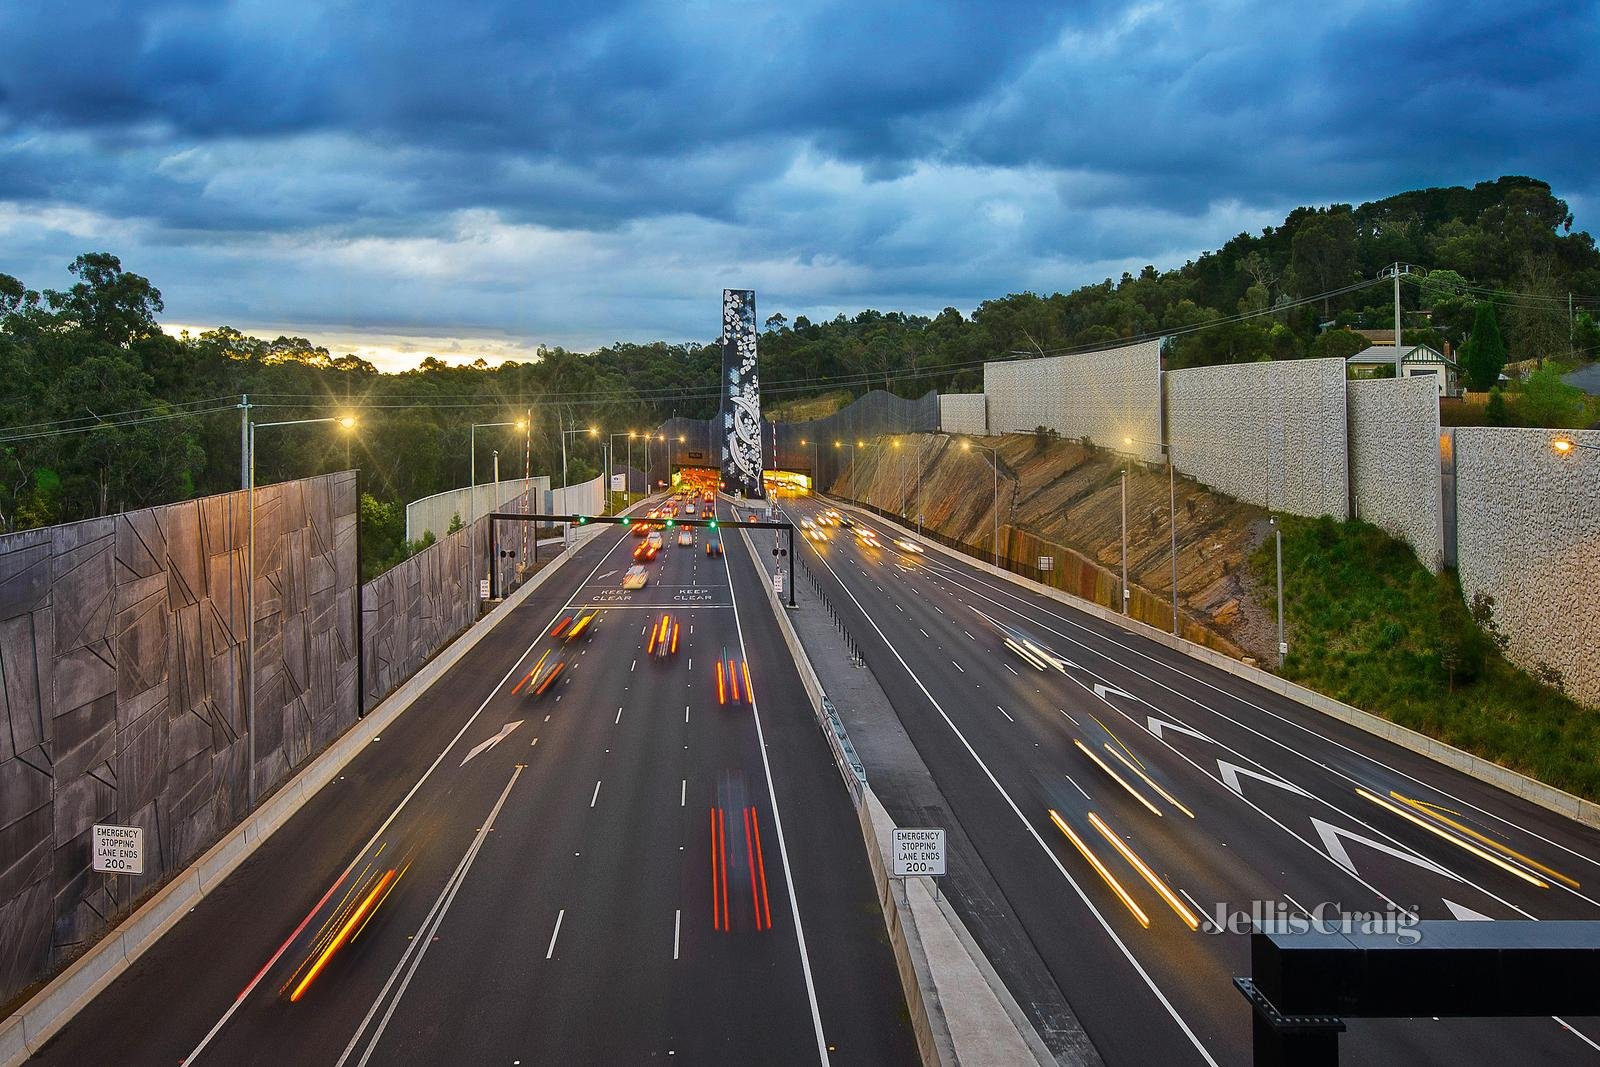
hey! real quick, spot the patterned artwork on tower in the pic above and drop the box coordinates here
[719,289,764,497]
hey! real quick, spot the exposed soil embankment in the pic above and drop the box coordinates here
[829,433,1279,664]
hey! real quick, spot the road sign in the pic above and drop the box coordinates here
[479,578,490,599]
[773,570,784,595]
[92,824,144,875]
[892,828,945,876]
[1037,555,1054,571]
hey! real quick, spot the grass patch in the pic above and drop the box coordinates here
[1252,515,1600,801]
[767,389,853,422]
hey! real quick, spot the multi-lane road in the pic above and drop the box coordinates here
[34,496,915,1065]
[781,492,1600,1065]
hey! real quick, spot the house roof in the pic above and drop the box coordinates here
[1347,343,1454,367]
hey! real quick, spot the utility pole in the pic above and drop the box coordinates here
[1394,260,1402,354]
[238,394,250,490]
[1273,518,1286,668]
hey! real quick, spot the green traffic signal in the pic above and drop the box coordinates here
[622,516,631,525]
[666,519,675,527]
[708,519,718,529]
[577,515,589,525]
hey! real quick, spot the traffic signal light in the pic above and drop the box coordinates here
[622,516,631,525]
[666,519,675,527]
[576,515,589,525]
[708,519,718,529]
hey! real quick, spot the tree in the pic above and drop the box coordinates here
[1515,366,1585,427]
[42,253,164,348]
[1290,208,1358,316]
[1460,301,1508,391]
[1485,388,1509,426]
[1504,253,1569,365]
[1311,328,1371,362]
[1575,312,1600,362]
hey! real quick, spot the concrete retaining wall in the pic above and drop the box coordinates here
[938,394,988,436]
[984,341,1164,464]
[1166,357,1349,518]
[0,472,358,1006]
[1455,427,1600,706]
[1348,376,1445,571]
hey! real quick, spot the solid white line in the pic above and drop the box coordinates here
[1063,773,1091,800]
[340,766,524,1067]
[184,529,631,1065]
[546,909,566,959]
[1060,709,1080,726]
[720,530,830,1064]
[681,779,686,806]
[803,542,1218,1066]
[674,909,682,960]
[591,781,602,807]
[1179,888,1215,931]
[685,705,690,723]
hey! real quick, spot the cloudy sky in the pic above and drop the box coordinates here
[2,1,1596,370]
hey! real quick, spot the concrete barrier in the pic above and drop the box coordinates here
[0,513,628,1065]
[826,497,1600,832]
[734,517,1046,1066]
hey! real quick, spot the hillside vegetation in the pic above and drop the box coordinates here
[1255,516,1600,800]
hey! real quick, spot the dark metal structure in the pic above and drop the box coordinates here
[1236,921,1600,1065]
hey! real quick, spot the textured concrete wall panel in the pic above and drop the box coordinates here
[1166,358,1349,518]
[938,393,988,435]
[983,341,1164,463]
[0,472,357,1003]
[1348,376,1444,571]
[1455,428,1600,706]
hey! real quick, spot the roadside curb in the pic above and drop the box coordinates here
[827,497,1600,832]
[733,513,1048,1066]
[0,518,619,1066]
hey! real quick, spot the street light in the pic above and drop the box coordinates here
[1122,435,1179,633]
[1552,436,1597,454]
[247,413,359,808]
[961,438,1001,566]
[607,431,637,512]
[469,418,527,529]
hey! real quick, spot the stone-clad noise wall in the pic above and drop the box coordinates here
[1348,376,1445,571]
[938,393,988,436]
[0,472,357,1004]
[1166,357,1349,518]
[1454,428,1600,705]
[983,340,1164,464]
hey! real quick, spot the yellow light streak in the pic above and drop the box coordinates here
[290,868,397,1002]
[1356,788,1547,889]
[1088,812,1199,930]
[1390,791,1576,889]
[1103,743,1195,819]
[1050,810,1149,927]
[1074,739,1162,817]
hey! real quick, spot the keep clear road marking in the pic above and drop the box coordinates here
[801,535,1219,1066]
[460,720,523,766]
[339,766,525,1067]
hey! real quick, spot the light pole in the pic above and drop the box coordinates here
[1124,436,1180,635]
[961,438,1001,566]
[608,431,635,511]
[247,413,357,808]
[1270,517,1285,667]
[1120,467,1128,613]
[469,418,526,529]
[667,433,685,489]
[913,433,941,534]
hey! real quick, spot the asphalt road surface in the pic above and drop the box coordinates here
[33,496,914,1066]
[781,492,1600,1066]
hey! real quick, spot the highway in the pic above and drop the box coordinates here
[781,492,1600,1065]
[33,495,915,1065]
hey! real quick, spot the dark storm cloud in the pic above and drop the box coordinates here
[0,0,1596,360]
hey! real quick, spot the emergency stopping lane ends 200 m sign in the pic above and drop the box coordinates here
[92,824,145,875]
[891,828,945,876]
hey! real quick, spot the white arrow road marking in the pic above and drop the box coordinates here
[596,570,616,580]
[460,720,524,766]
[1311,817,1456,880]
[1443,898,1494,921]
[1217,759,1310,798]
[1094,683,1134,703]
[1146,715,1214,744]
